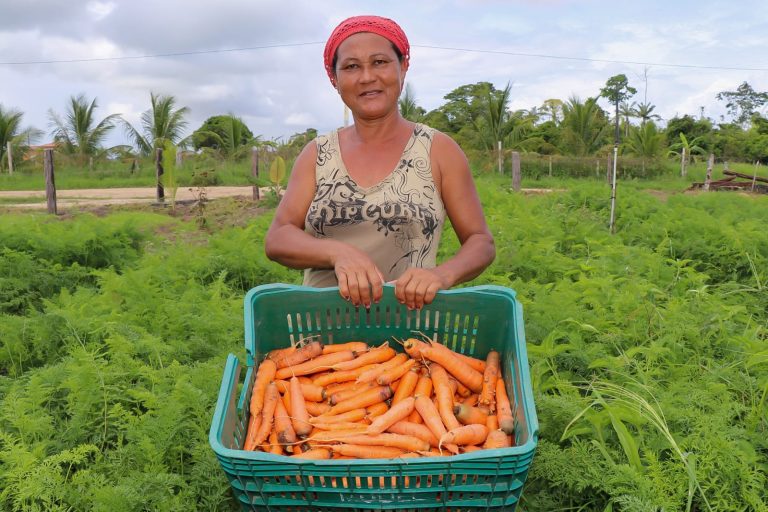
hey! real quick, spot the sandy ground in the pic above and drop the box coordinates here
[0,186,266,209]
[1,185,560,210]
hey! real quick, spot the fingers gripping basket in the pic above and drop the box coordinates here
[209,284,538,511]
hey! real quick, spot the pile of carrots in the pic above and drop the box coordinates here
[242,337,515,460]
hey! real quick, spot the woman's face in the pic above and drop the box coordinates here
[334,32,407,121]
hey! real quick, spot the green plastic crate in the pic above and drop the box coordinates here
[209,284,538,511]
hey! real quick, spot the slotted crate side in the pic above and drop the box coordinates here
[210,284,538,512]
[244,284,514,361]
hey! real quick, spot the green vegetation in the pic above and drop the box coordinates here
[1,177,766,511]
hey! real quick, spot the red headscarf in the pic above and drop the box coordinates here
[323,15,410,85]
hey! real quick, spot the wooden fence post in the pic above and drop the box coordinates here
[6,141,13,175]
[703,153,714,191]
[752,161,760,192]
[155,147,165,203]
[680,147,687,177]
[497,141,503,174]
[511,151,521,192]
[44,149,57,214]
[252,146,260,200]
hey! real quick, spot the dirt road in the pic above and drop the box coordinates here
[0,186,264,209]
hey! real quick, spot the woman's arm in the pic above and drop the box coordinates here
[394,131,495,309]
[264,142,384,307]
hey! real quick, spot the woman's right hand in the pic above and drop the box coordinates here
[332,244,384,308]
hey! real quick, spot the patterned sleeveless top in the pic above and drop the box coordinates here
[303,123,445,287]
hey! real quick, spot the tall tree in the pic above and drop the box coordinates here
[600,74,637,147]
[716,81,768,127]
[48,94,120,163]
[191,114,256,158]
[122,92,190,155]
[600,74,636,233]
[540,98,564,126]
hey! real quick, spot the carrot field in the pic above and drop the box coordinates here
[1,176,766,511]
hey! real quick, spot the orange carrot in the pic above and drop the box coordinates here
[312,364,379,387]
[328,382,376,405]
[462,445,483,453]
[340,433,429,452]
[367,397,416,435]
[243,411,263,451]
[452,378,472,398]
[252,383,279,446]
[331,345,396,371]
[271,340,323,369]
[266,346,296,363]
[310,421,370,431]
[268,428,283,455]
[327,385,393,415]
[376,358,417,385]
[322,341,368,354]
[309,428,369,443]
[408,374,433,423]
[414,395,458,454]
[402,337,430,359]
[289,376,313,437]
[478,350,500,408]
[430,364,461,431]
[462,393,479,406]
[249,359,277,415]
[330,444,406,459]
[496,378,514,435]
[439,424,488,448]
[312,408,368,424]
[387,420,439,448]
[454,351,486,373]
[356,353,408,383]
[391,366,420,406]
[274,396,297,445]
[365,401,390,419]
[483,429,511,449]
[421,343,483,393]
[292,448,331,459]
[305,401,332,416]
[274,350,355,380]
[453,403,489,426]
[274,379,325,402]
[486,414,499,432]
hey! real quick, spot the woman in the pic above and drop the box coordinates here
[265,15,495,310]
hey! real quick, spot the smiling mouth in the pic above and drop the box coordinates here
[360,90,382,97]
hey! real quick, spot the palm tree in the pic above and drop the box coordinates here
[540,98,564,125]
[399,83,425,122]
[625,122,663,174]
[559,96,610,156]
[122,92,190,155]
[633,101,662,126]
[0,105,24,171]
[619,101,636,138]
[48,94,120,164]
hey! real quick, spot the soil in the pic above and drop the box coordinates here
[0,186,264,209]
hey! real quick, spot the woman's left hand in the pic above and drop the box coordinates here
[393,268,450,310]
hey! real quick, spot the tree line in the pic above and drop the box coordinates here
[1,76,767,174]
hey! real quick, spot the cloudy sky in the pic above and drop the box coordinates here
[2,0,767,147]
